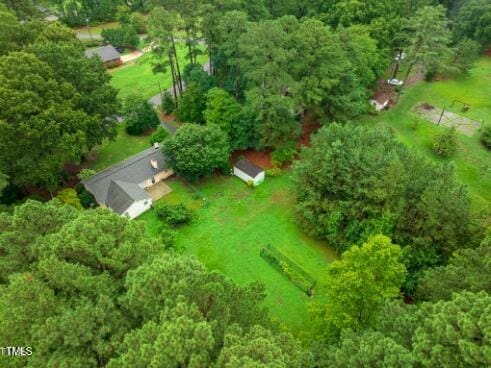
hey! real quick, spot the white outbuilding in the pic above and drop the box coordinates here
[370,91,390,111]
[233,159,265,186]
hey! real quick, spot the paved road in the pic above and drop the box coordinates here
[161,120,177,134]
[149,59,211,107]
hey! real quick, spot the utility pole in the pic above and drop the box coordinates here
[157,80,163,110]
[437,106,446,125]
[86,18,93,41]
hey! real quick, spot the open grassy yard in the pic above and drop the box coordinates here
[361,57,491,216]
[109,44,208,100]
[138,173,338,334]
[85,124,152,172]
[74,21,121,36]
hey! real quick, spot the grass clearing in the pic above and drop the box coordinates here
[109,44,207,100]
[138,173,338,334]
[85,124,152,172]
[361,57,491,217]
[74,21,121,36]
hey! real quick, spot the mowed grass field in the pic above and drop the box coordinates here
[361,57,491,216]
[138,173,338,334]
[109,44,208,100]
[85,124,152,172]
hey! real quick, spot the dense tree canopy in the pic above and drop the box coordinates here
[402,5,454,81]
[0,200,306,367]
[453,0,491,47]
[413,291,491,367]
[293,123,470,292]
[0,15,118,190]
[315,330,414,368]
[416,228,491,302]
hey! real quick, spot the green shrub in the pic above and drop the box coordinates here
[271,141,297,167]
[481,125,491,150]
[160,226,179,250]
[124,94,160,135]
[56,188,82,209]
[129,13,147,34]
[154,203,193,226]
[77,169,96,181]
[101,26,139,48]
[162,91,176,114]
[432,127,457,157]
[76,183,98,209]
[150,126,169,145]
[266,166,281,177]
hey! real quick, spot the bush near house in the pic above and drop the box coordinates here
[56,188,82,209]
[150,126,169,145]
[154,203,194,226]
[75,183,98,209]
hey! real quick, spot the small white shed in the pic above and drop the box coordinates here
[370,91,390,111]
[233,159,265,186]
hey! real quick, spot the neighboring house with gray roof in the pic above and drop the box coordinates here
[84,45,122,67]
[82,144,173,219]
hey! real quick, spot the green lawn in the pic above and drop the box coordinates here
[74,21,121,36]
[85,124,152,172]
[86,44,208,171]
[361,57,491,216]
[138,173,338,334]
[109,44,208,100]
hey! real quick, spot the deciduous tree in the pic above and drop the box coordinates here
[322,235,406,331]
[162,124,231,181]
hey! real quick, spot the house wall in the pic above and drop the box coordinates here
[254,171,265,186]
[104,58,123,68]
[139,170,174,189]
[233,167,265,186]
[123,198,153,220]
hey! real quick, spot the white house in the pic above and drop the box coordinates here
[233,159,265,186]
[82,144,173,219]
[370,91,390,111]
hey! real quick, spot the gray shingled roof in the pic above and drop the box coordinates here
[234,159,264,178]
[106,180,150,214]
[82,145,166,211]
[84,44,121,63]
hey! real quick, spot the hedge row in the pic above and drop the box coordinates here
[260,245,316,296]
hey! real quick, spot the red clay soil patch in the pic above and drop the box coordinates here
[485,48,491,57]
[231,149,272,169]
[158,111,177,122]
[298,121,321,148]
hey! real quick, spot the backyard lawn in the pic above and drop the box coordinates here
[74,21,121,36]
[109,44,208,100]
[85,124,152,172]
[361,57,491,217]
[138,173,338,334]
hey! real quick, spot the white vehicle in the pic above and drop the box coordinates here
[387,78,404,86]
[394,52,406,61]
